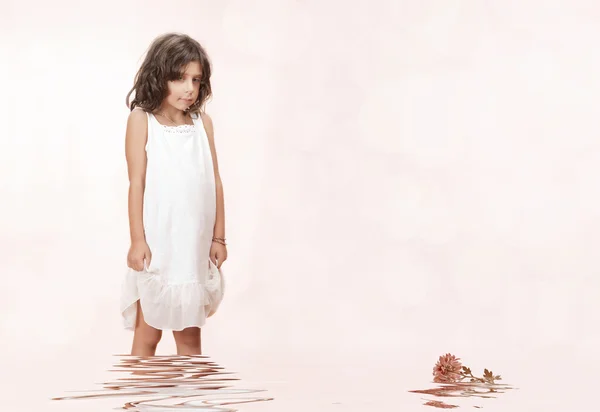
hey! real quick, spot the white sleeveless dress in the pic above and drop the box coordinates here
[120,111,219,331]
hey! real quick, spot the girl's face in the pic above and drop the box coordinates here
[164,61,202,111]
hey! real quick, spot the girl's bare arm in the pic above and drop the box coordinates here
[125,109,149,245]
[201,112,225,240]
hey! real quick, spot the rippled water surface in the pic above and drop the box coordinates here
[52,355,273,411]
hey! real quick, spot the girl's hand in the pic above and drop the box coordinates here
[127,240,152,272]
[210,241,227,268]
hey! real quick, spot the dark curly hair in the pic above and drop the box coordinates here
[126,33,212,114]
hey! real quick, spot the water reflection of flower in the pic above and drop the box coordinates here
[410,382,506,399]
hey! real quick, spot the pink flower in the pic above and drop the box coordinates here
[433,353,463,383]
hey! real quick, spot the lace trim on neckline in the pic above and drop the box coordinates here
[160,123,197,133]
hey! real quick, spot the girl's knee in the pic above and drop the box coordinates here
[136,327,162,347]
[134,301,162,346]
[174,327,200,346]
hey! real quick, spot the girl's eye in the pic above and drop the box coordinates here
[175,76,200,83]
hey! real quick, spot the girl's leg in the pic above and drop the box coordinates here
[131,300,162,356]
[173,327,202,355]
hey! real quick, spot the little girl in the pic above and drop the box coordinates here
[120,33,227,356]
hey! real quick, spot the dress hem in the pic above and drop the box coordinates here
[121,298,208,331]
[120,264,224,332]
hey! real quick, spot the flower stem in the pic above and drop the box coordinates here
[460,372,493,384]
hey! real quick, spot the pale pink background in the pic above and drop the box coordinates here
[1,1,600,410]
